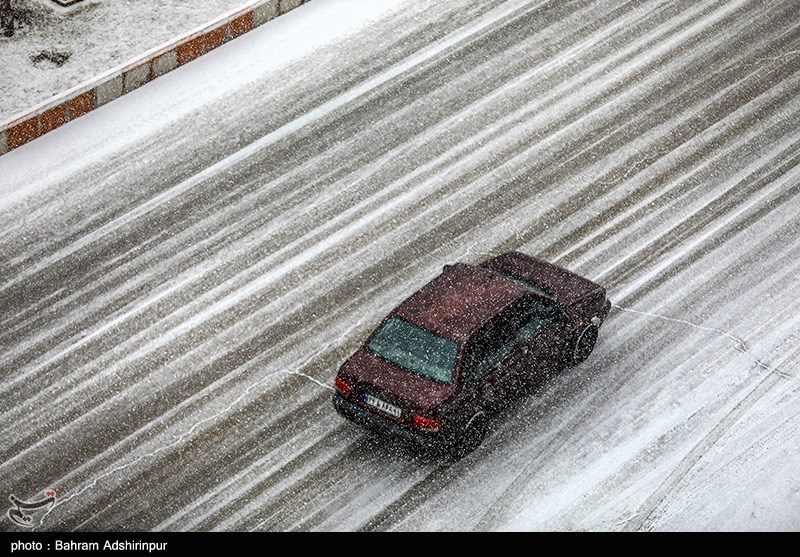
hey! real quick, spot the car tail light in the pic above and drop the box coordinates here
[334,377,351,397]
[413,415,441,433]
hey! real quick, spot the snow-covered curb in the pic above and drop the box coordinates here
[0,0,309,156]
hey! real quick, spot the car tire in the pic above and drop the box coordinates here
[449,413,488,459]
[571,324,598,366]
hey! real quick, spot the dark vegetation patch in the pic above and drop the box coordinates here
[31,48,71,67]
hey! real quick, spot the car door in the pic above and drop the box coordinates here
[513,298,570,388]
[462,314,524,410]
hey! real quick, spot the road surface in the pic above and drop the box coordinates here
[1,0,799,531]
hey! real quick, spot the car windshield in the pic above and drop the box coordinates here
[488,267,555,299]
[367,316,459,384]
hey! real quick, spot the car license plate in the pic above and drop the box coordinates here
[364,394,402,418]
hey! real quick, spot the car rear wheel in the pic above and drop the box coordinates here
[449,413,488,459]
[571,324,598,366]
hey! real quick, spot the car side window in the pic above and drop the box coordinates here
[464,317,516,382]
[514,299,557,343]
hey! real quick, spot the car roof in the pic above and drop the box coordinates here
[393,263,530,342]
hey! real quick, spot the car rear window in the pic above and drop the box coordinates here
[367,316,459,384]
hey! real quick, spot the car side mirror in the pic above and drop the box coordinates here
[555,307,571,322]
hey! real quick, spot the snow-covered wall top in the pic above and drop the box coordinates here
[0,0,310,156]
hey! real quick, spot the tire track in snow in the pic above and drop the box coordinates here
[623,325,800,531]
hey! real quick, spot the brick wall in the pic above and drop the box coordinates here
[0,0,309,156]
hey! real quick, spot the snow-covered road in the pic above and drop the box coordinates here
[1,0,799,531]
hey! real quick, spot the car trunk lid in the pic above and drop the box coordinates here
[338,347,455,421]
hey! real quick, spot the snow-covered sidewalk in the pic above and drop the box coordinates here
[0,0,308,154]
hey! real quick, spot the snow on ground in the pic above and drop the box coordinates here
[1,0,799,532]
[0,0,254,122]
[0,0,405,206]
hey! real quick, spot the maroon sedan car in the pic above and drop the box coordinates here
[333,251,610,457]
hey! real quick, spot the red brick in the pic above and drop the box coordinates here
[200,27,226,53]
[176,36,204,66]
[68,90,95,120]
[8,117,39,149]
[40,104,68,135]
[230,12,253,38]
